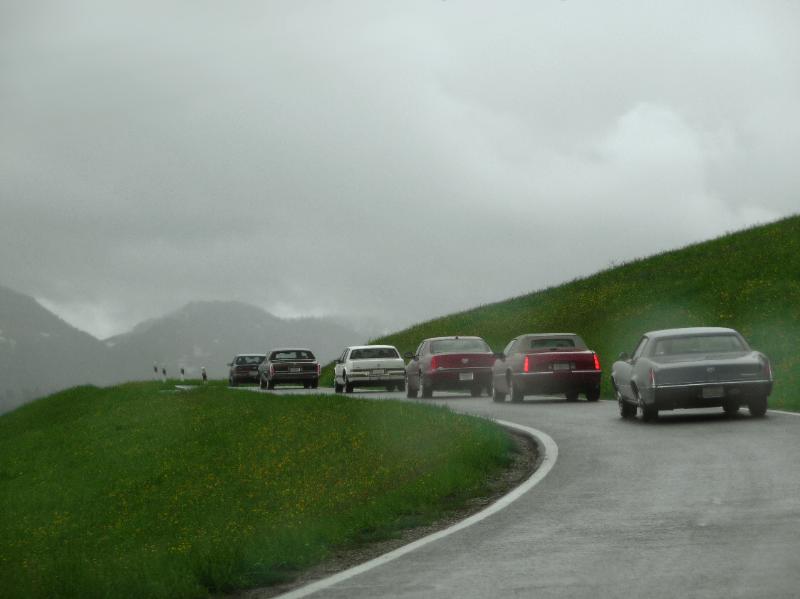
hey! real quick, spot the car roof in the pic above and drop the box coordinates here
[235,353,266,357]
[517,333,578,338]
[645,327,739,339]
[346,344,398,350]
[268,348,313,353]
[424,336,486,342]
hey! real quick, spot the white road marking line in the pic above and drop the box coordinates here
[769,409,800,416]
[274,420,558,599]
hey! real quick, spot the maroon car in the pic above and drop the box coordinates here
[404,336,495,398]
[492,333,602,402]
[258,348,320,390]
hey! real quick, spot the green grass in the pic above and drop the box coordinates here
[324,215,800,410]
[0,382,514,598]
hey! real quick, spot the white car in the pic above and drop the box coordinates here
[333,345,407,393]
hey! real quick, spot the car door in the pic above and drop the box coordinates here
[334,349,347,383]
[494,339,517,392]
[616,336,647,399]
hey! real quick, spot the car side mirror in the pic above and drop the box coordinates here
[493,352,505,360]
[618,352,629,361]
[403,351,415,360]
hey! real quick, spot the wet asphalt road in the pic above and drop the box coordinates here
[250,387,800,598]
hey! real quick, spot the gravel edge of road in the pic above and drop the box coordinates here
[231,424,542,599]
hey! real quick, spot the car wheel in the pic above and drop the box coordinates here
[229,377,237,387]
[470,384,482,397]
[267,379,275,390]
[420,375,433,398]
[386,384,395,392]
[565,391,579,402]
[259,377,267,390]
[311,379,319,389]
[406,374,418,398]
[493,387,506,403]
[334,381,343,393]
[510,378,524,403]
[748,395,767,417]
[344,375,354,394]
[618,390,636,419]
[722,400,739,416]
[641,404,658,422]
[586,387,601,402]
[303,381,311,389]
[397,381,406,392]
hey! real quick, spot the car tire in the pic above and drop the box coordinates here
[406,376,418,398]
[303,381,310,389]
[493,387,506,403]
[618,390,636,419]
[748,395,768,417]
[722,400,739,416]
[565,391,579,402]
[267,379,275,390]
[641,404,658,422]
[510,379,524,403]
[586,387,601,402]
[386,384,395,392]
[420,375,433,399]
[344,376,354,394]
[229,378,237,387]
[334,381,343,393]
[470,384,482,397]
[259,377,267,390]
[397,381,406,392]
[311,379,319,389]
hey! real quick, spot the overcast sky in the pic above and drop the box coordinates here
[2,1,798,339]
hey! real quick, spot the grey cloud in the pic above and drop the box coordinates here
[1,1,797,337]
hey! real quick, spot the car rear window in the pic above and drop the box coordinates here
[430,339,491,354]
[529,338,578,349]
[350,347,400,360]
[653,334,745,356]
[270,350,315,361]
[235,355,265,365]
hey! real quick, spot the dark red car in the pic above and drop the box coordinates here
[404,336,495,398]
[492,333,602,402]
[258,348,320,390]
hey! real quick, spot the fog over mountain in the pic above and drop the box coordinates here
[0,284,362,413]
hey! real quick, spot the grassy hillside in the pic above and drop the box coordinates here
[0,382,513,598]
[338,215,800,410]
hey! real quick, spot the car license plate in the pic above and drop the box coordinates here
[372,369,384,375]
[459,372,474,381]
[552,362,571,371]
[290,367,302,373]
[702,386,725,399]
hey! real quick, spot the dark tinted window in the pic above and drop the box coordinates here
[652,335,745,356]
[270,350,315,361]
[429,338,491,354]
[235,355,266,365]
[529,338,577,349]
[350,347,400,360]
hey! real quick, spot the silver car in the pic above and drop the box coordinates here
[612,327,773,421]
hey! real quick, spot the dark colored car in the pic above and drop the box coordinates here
[611,327,773,421]
[404,336,495,398]
[227,354,266,386]
[492,333,602,402]
[258,348,320,390]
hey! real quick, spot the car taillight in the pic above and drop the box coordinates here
[269,364,274,376]
[763,360,772,380]
[593,353,601,370]
[524,355,530,373]
[649,368,656,387]
[431,356,439,370]
[316,363,321,375]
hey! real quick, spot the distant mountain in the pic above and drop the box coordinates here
[0,288,365,413]
[0,284,111,413]
[105,300,363,381]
